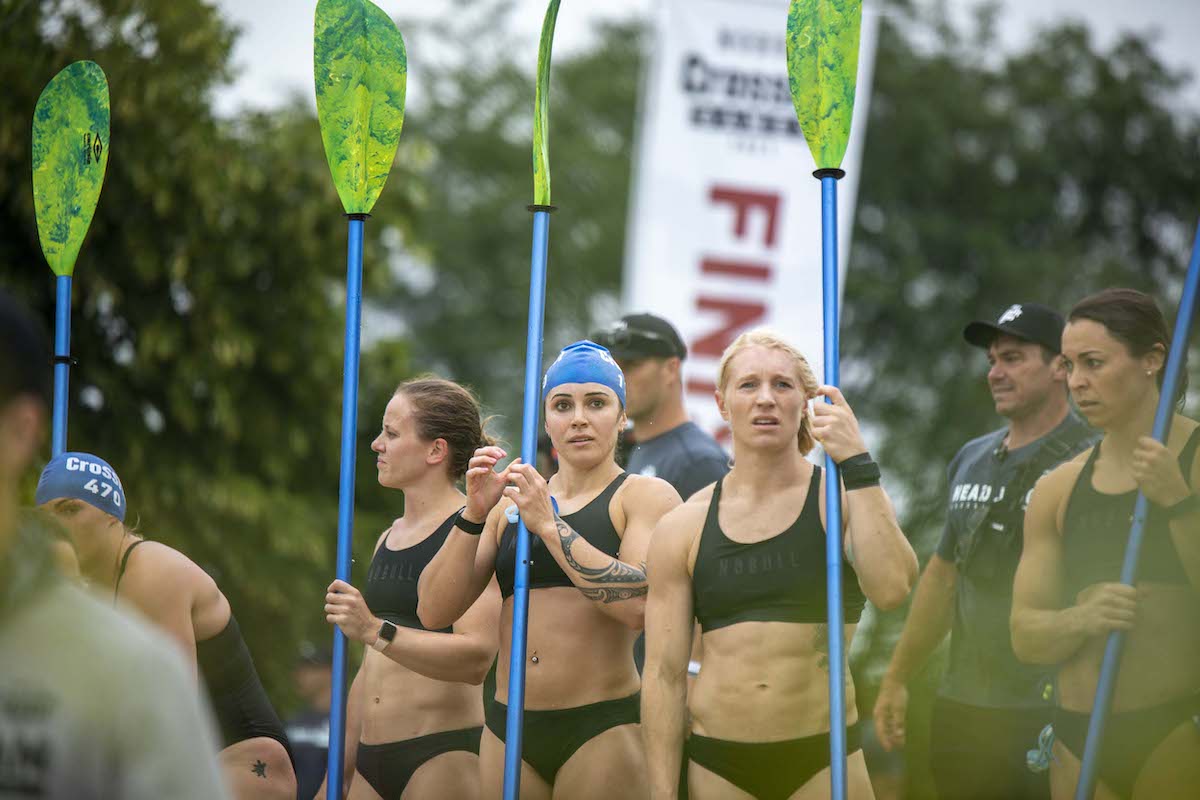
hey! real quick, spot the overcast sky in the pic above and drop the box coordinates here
[211,0,1200,116]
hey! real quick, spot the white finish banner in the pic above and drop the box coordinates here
[622,0,879,445]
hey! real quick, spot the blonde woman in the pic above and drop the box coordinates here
[643,329,917,799]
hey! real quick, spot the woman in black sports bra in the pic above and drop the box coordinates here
[1012,289,1200,800]
[643,329,917,800]
[418,341,682,800]
[317,378,501,799]
[37,451,297,800]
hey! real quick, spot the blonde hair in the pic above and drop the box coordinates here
[716,329,820,455]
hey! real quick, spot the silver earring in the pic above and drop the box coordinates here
[1147,370,1153,376]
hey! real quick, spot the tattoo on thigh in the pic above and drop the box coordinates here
[252,760,267,778]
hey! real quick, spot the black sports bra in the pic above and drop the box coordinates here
[363,511,459,633]
[495,473,628,599]
[692,467,865,632]
[1061,427,1200,597]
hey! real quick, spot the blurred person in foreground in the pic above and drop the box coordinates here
[37,452,296,799]
[593,313,729,678]
[286,643,333,800]
[0,290,229,799]
[1012,288,1200,800]
[873,302,1095,799]
[317,378,501,799]
[644,329,917,799]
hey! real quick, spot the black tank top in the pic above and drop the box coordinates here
[692,467,866,632]
[363,511,459,633]
[496,473,628,600]
[1062,427,1200,597]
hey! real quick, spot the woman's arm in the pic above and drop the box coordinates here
[642,504,700,800]
[1133,422,1200,587]
[506,466,681,628]
[416,511,500,631]
[417,446,509,630]
[840,481,917,610]
[809,385,917,609]
[118,543,200,673]
[327,576,501,685]
[1011,468,1137,664]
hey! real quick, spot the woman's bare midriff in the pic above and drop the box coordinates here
[494,587,641,709]
[1058,583,1200,712]
[690,620,858,741]
[359,647,484,744]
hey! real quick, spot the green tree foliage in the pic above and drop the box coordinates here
[391,2,644,433]
[0,0,422,705]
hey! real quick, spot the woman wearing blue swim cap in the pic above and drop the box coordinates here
[419,340,682,799]
[37,452,298,799]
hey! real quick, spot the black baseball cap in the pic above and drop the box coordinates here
[963,302,1065,354]
[0,289,51,406]
[591,313,687,361]
[296,641,333,667]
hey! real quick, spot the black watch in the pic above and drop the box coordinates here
[1166,493,1200,520]
[371,619,397,652]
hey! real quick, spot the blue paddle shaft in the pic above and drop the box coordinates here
[1074,219,1200,800]
[327,216,366,800]
[51,275,72,457]
[820,174,848,800]
[503,209,552,800]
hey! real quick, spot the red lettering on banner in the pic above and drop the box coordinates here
[709,187,780,247]
[690,297,767,358]
[685,184,783,447]
[700,259,771,281]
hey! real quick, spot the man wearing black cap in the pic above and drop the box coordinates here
[872,303,1097,800]
[592,313,729,501]
[0,291,229,799]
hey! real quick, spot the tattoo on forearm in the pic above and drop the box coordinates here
[577,585,649,603]
[252,760,267,779]
[556,518,648,586]
[552,518,648,605]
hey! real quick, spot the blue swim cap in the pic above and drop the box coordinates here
[35,452,127,522]
[542,340,625,406]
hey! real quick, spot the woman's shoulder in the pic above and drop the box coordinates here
[1035,448,1093,499]
[122,540,216,598]
[620,471,684,507]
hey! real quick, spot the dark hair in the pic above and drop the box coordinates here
[0,290,50,407]
[395,377,497,480]
[1068,288,1187,406]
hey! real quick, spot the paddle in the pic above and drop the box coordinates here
[1073,220,1200,800]
[32,60,110,457]
[313,1,406,794]
[787,2,863,798]
[502,2,561,798]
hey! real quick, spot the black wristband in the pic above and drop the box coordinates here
[454,509,486,535]
[839,452,881,491]
[1165,493,1200,520]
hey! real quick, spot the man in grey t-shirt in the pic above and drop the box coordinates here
[592,313,728,499]
[0,291,229,800]
[872,302,1097,800]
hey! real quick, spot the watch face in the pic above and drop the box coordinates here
[379,621,397,641]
